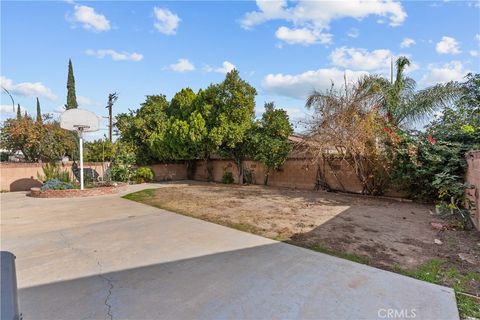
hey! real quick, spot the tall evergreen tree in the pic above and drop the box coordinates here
[36,97,43,123]
[16,104,21,119]
[65,59,78,110]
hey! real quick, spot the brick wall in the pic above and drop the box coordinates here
[465,150,480,230]
[0,162,108,191]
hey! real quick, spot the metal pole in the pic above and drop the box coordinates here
[79,131,84,190]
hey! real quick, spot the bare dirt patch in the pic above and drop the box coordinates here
[128,181,480,295]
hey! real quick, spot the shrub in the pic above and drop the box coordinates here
[134,167,154,183]
[109,144,136,182]
[38,162,71,183]
[40,179,74,191]
[222,171,234,184]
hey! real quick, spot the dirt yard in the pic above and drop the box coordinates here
[126,181,480,296]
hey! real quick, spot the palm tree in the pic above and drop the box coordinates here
[358,56,460,127]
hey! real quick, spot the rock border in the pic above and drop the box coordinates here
[30,183,128,198]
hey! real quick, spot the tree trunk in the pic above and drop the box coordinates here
[236,158,244,184]
[186,160,196,180]
[264,169,270,185]
[206,157,213,181]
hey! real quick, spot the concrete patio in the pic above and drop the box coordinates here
[1,184,459,319]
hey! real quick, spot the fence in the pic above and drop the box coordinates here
[0,162,108,191]
[465,150,480,230]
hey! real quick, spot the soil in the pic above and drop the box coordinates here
[136,181,480,295]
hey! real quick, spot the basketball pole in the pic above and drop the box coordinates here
[79,130,84,190]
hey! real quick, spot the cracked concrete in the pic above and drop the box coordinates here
[97,262,114,320]
[1,184,459,319]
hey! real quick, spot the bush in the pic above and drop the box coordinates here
[222,171,234,184]
[38,162,72,183]
[134,167,154,183]
[109,144,136,182]
[40,179,74,191]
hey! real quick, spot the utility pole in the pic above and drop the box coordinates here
[106,92,118,142]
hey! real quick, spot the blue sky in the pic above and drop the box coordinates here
[1,0,479,139]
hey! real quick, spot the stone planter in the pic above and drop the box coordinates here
[29,183,128,198]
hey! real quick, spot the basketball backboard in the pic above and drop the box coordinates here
[60,109,100,132]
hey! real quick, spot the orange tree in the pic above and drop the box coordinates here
[0,115,76,162]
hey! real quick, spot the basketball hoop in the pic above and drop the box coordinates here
[60,109,100,190]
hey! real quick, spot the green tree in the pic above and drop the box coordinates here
[36,97,42,124]
[390,73,479,226]
[65,59,78,110]
[16,104,21,119]
[252,102,293,185]
[84,139,116,162]
[116,95,171,164]
[195,69,257,180]
[360,56,459,127]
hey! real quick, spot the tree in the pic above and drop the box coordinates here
[391,73,480,211]
[36,97,42,124]
[116,94,172,164]
[306,79,389,195]
[360,56,459,127]
[0,117,76,162]
[196,70,257,180]
[84,139,116,162]
[252,102,293,185]
[16,104,21,119]
[65,59,78,110]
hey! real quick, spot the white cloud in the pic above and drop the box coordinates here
[470,50,479,57]
[400,38,415,48]
[476,34,480,44]
[347,28,360,38]
[72,5,111,32]
[153,7,180,35]
[170,59,195,72]
[0,76,57,100]
[420,61,469,86]
[0,104,23,114]
[240,0,406,45]
[275,26,331,45]
[85,49,143,61]
[262,68,369,100]
[330,47,391,71]
[435,36,461,54]
[77,96,99,107]
[204,61,236,74]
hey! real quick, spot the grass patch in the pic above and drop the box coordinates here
[395,260,480,319]
[122,189,157,202]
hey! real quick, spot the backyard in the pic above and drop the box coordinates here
[125,181,480,316]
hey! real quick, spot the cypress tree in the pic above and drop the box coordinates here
[65,59,78,110]
[16,104,21,119]
[24,110,28,118]
[36,97,42,123]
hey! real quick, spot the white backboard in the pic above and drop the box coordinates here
[60,109,100,132]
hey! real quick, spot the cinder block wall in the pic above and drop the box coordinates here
[465,150,480,230]
[0,162,108,191]
[192,158,365,193]
[149,163,188,181]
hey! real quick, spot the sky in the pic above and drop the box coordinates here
[1,0,479,140]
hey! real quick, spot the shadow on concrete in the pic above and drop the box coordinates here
[18,243,457,320]
[10,178,42,192]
